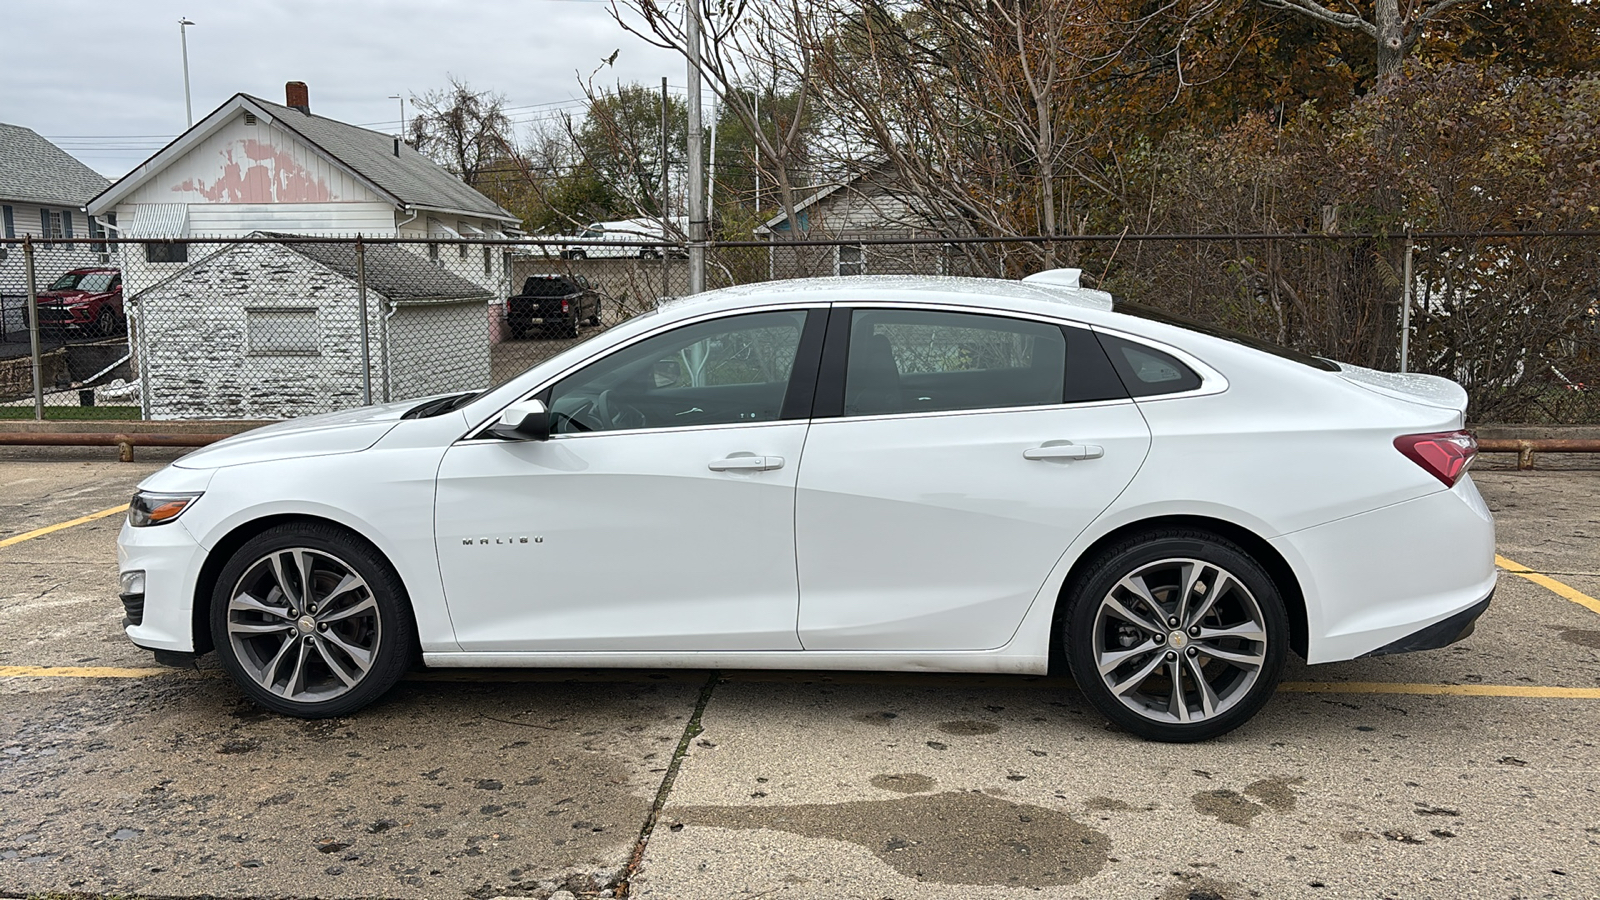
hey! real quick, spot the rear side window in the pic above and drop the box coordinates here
[841,309,1066,416]
[1097,334,1203,397]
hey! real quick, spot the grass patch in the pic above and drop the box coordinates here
[0,405,141,421]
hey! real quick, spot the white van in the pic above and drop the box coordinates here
[559,217,688,259]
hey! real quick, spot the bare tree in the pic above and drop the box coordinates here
[612,0,817,236]
[1256,0,1483,81]
[408,77,516,187]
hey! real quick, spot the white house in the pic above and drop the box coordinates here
[133,234,492,419]
[0,122,113,324]
[86,82,522,294]
[84,82,522,418]
[754,160,962,279]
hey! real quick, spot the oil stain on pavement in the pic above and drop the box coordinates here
[1191,776,1304,827]
[671,790,1110,886]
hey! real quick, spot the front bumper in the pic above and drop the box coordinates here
[117,517,210,653]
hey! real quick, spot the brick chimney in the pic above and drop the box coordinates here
[285,81,310,114]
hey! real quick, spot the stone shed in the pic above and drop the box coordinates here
[134,235,492,419]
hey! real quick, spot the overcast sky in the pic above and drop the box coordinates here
[1,0,686,178]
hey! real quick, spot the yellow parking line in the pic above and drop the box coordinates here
[4,665,1600,700]
[0,665,181,678]
[1496,554,1600,617]
[1280,681,1600,699]
[0,503,129,548]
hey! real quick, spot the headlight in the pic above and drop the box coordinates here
[128,491,202,527]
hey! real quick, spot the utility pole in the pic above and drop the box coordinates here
[179,18,195,127]
[388,94,406,140]
[685,2,706,295]
[660,77,670,300]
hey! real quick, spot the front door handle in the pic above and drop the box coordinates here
[708,455,785,472]
[1024,442,1104,461]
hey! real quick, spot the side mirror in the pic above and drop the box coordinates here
[488,399,550,441]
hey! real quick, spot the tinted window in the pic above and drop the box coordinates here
[1113,301,1339,372]
[548,310,808,434]
[1097,334,1204,397]
[842,309,1066,416]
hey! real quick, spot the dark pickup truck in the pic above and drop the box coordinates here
[506,275,602,339]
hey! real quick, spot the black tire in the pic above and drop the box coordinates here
[1062,528,1288,742]
[587,301,601,327]
[568,249,586,260]
[96,309,121,337]
[210,522,416,718]
[564,310,580,338]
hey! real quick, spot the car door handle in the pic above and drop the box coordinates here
[708,455,785,472]
[1024,442,1104,461]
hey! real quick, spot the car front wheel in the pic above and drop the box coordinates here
[210,523,415,718]
[1063,529,1288,742]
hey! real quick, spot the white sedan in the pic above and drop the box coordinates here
[117,271,1495,741]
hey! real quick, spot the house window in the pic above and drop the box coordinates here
[90,217,106,254]
[458,223,470,259]
[836,243,865,276]
[2,205,14,238]
[246,308,320,355]
[428,241,440,264]
[483,246,492,276]
[41,210,64,246]
[145,241,189,263]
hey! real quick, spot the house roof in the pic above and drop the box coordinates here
[86,94,519,225]
[0,122,111,207]
[274,236,494,302]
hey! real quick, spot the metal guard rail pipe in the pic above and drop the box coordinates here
[1476,438,1600,470]
[0,431,236,462]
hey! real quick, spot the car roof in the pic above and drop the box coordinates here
[658,275,1114,315]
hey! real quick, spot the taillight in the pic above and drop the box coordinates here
[1394,431,1477,487]
[562,300,570,312]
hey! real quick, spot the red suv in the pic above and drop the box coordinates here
[34,268,124,337]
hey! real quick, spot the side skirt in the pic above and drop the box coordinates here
[421,649,1050,675]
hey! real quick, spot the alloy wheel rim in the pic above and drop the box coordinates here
[1091,557,1268,725]
[226,548,381,703]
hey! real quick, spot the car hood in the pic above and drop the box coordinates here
[35,290,89,304]
[171,398,431,470]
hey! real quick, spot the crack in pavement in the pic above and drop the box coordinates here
[618,670,719,897]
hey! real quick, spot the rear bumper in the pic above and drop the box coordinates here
[1273,475,1497,663]
[1360,591,1492,657]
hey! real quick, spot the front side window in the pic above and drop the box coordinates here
[841,309,1069,416]
[547,310,809,434]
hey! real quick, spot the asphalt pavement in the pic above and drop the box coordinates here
[1,446,1597,899]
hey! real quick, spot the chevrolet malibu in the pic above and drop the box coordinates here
[118,271,1495,741]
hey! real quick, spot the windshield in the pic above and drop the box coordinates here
[46,271,114,292]
[1112,301,1340,372]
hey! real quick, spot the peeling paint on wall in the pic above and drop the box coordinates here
[172,140,335,203]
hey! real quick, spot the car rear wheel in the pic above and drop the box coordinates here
[210,523,415,718]
[1063,529,1287,742]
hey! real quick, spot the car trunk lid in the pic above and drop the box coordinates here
[1334,364,1469,417]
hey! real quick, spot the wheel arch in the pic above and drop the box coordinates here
[1048,514,1308,669]
[191,513,419,657]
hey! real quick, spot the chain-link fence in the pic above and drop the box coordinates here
[1,232,1594,424]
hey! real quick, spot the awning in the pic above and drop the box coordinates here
[122,203,190,238]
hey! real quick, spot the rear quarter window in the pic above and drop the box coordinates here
[1097,334,1203,397]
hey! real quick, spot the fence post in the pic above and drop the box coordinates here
[23,236,44,420]
[1399,232,1413,373]
[355,235,372,406]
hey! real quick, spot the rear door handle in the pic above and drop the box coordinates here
[708,455,785,472]
[1024,442,1104,461]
